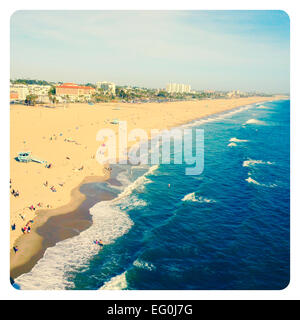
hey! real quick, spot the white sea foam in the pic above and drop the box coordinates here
[182,103,255,128]
[16,201,133,290]
[117,165,158,198]
[245,177,261,185]
[119,195,147,210]
[16,164,158,290]
[99,271,128,290]
[182,192,196,202]
[243,160,273,167]
[257,105,271,109]
[268,184,278,188]
[227,142,237,147]
[245,176,277,188]
[182,192,215,203]
[244,119,266,125]
[133,259,156,272]
[229,137,248,143]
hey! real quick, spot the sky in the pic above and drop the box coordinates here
[10,10,290,93]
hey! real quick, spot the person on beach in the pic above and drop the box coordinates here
[94,240,104,248]
[11,189,19,197]
[13,246,18,253]
[11,223,16,231]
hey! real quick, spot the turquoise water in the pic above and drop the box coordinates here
[16,100,290,290]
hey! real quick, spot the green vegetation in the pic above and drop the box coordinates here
[83,83,96,88]
[25,94,38,106]
[11,79,54,86]
[48,86,56,95]
[48,86,57,103]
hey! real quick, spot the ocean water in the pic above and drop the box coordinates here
[15,100,290,290]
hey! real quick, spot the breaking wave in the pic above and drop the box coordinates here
[133,259,156,272]
[244,119,266,125]
[15,164,159,290]
[15,201,133,290]
[183,103,255,128]
[245,177,261,185]
[182,192,215,203]
[243,160,273,167]
[245,176,277,188]
[257,105,271,109]
[227,142,237,147]
[229,137,248,143]
[99,271,128,290]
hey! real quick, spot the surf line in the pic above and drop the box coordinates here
[96,120,204,176]
[107,304,142,318]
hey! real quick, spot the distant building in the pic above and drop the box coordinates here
[56,83,96,101]
[10,83,52,102]
[27,84,51,95]
[10,91,18,101]
[28,84,52,103]
[10,84,29,100]
[37,95,51,103]
[166,83,191,93]
[96,81,116,94]
[227,90,244,97]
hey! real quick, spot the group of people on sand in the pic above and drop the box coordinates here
[94,239,104,248]
[21,219,34,234]
[29,202,42,211]
[44,181,57,192]
[10,179,20,197]
[11,189,20,197]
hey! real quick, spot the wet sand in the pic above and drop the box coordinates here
[10,96,287,280]
[10,175,111,280]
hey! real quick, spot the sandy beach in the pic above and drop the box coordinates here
[10,96,285,279]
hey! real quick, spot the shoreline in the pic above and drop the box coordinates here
[10,174,110,280]
[10,96,287,281]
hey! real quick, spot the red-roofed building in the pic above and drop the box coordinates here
[56,83,95,100]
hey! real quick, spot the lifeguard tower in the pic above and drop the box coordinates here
[16,152,46,164]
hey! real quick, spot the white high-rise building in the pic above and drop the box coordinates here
[96,81,116,94]
[166,83,191,93]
